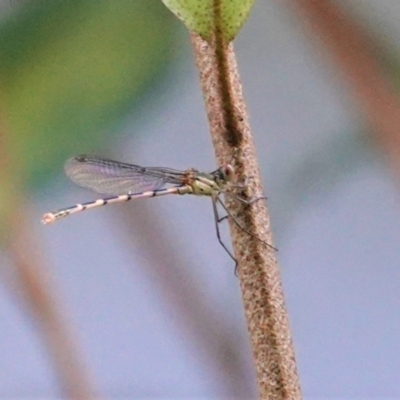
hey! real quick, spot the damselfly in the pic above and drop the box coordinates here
[42,155,275,262]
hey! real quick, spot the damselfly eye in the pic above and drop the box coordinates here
[222,164,234,181]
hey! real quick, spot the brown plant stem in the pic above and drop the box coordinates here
[290,0,400,174]
[116,204,255,397]
[6,206,98,400]
[191,34,302,399]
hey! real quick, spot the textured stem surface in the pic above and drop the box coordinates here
[191,34,302,399]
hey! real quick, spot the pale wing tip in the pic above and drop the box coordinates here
[41,213,56,225]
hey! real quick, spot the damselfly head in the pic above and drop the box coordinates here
[221,164,234,182]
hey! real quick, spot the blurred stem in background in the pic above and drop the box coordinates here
[0,96,97,398]
[0,0,178,397]
[290,0,400,178]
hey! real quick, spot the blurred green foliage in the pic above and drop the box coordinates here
[0,0,179,189]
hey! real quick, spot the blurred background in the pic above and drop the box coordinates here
[0,0,399,399]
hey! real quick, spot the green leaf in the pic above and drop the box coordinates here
[161,0,255,42]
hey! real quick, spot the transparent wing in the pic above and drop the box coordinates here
[64,155,186,195]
